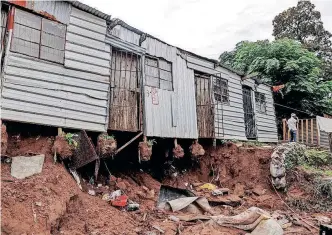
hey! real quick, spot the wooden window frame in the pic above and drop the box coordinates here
[145,56,173,91]
[213,77,229,104]
[255,91,267,113]
[10,8,66,64]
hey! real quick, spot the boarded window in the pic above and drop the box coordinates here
[255,92,266,113]
[145,57,173,91]
[11,9,66,64]
[214,77,229,104]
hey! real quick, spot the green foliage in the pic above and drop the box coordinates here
[147,139,156,147]
[65,133,78,149]
[219,39,332,116]
[272,1,332,61]
[314,178,332,199]
[103,134,115,141]
[305,149,331,167]
[284,143,307,170]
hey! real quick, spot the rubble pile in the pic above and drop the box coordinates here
[2,133,331,235]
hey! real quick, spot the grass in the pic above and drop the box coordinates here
[302,164,332,177]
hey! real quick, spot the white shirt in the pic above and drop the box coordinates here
[287,117,298,131]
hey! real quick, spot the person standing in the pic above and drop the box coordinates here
[287,113,298,142]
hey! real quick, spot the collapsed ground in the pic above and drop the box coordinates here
[1,124,332,235]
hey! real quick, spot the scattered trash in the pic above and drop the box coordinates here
[11,155,45,179]
[96,133,117,158]
[212,188,229,196]
[70,168,83,191]
[88,189,96,196]
[169,215,180,222]
[127,202,140,211]
[111,195,128,207]
[313,214,331,225]
[160,196,213,215]
[102,190,122,202]
[98,184,102,187]
[152,225,165,234]
[198,183,217,191]
[250,218,283,235]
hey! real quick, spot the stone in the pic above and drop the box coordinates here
[250,219,283,235]
[234,183,245,197]
[117,182,127,190]
[35,201,42,207]
[11,155,45,179]
[252,186,266,196]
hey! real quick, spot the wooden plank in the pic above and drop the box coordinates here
[58,127,63,136]
[311,119,314,144]
[306,119,309,144]
[317,119,320,146]
[301,119,304,143]
[283,119,286,141]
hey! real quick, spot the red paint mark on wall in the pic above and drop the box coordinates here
[151,88,159,105]
[7,8,15,30]
[9,0,26,8]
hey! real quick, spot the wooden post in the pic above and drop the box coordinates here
[301,119,304,143]
[283,119,286,141]
[311,119,314,145]
[174,138,178,147]
[288,129,290,141]
[143,135,147,142]
[306,119,309,144]
[296,121,299,142]
[58,127,63,136]
[317,119,320,146]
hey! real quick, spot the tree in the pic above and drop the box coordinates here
[272,0,332,79]
[219,39,332,117]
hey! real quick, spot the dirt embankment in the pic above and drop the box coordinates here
[3,134,327,235]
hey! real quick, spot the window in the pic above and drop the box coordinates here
[255,92,266,113]
[214,77,229,104]
[145,56,173,91]
[11,9,66,64]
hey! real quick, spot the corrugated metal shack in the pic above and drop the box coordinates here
[1,1,110,131]
[1,0,278,142]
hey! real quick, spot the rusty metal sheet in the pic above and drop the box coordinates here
[70,130,99,169]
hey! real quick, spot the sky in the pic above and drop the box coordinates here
[82,0,332,59]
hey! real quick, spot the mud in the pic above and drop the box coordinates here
[173,145,185,158]
[139,142,152,161]
[96,133,117,158]
[189,141,205,158]
[2,136,330,235]
[1,123,8,155]
[53,135,73,160]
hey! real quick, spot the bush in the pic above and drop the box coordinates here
[305,149,331,167]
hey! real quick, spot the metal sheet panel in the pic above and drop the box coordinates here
[26,0,71,24]
[109,25,140,46]
[254,83,278,142]
[320,130,330,149]
[144,52,198,139]
[64,7,110,76]
[1,53,109,132]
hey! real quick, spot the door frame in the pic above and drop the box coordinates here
[242,85,257,139]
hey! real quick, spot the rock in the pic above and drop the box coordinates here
[35,201,42,207]
[117,182,127,190]
[234,183,245,197]
[169,215,180,222]
[88,189,96,196]
[250,219,283,235]
[11,155,45,179]
[252,186,266,196]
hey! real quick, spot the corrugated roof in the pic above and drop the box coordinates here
[111,19,244,76]
[69,1,111,20]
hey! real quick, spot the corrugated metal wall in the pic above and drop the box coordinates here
[1,6,110,132]
[1,6,7,52]
[187,55,247,140]
[320,130,330,149]
[65,7,110,75]
[141,38,198,138]
[242,79,278,142]
[1,53,109,131]
[26,0,71,24]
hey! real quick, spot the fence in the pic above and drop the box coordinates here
[282,118,330,149]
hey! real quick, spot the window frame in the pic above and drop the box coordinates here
[213,76,229,104]
[144,56,173,91]
[255,91,267,114]
[10,8,66,64]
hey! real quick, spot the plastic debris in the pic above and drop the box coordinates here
[127,202,140,211]
[169,215,180,222]
[199,183,217,191]
[111,195,128,207]
[88,189,96,196]
[212,188,229,196]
